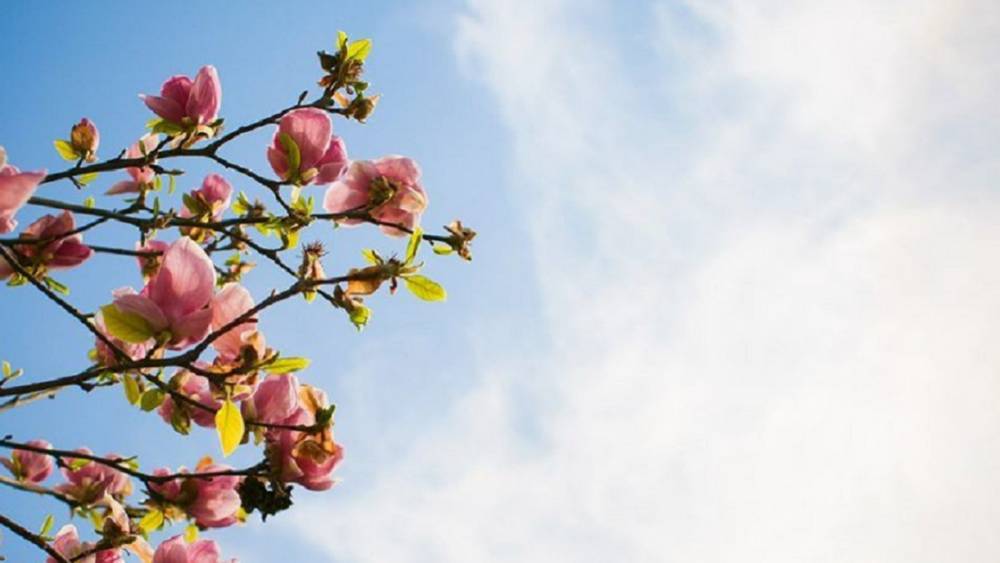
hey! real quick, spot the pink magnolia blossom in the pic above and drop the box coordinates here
[180,174,233,221]
[47,525,124,563]
[107,135,159,195]
[152,535,235,563]
[136,239,170,281]
[158,369,221,430]
[94,298,153,367]
[150,459,242,529]
[266,108,348,185]
[109,237,216,350]
[263,380,343,491]
[0,146,45,234]
[0,211,93,279]
[142,66,222,126]
[322,156,427,237]
[70,118,100,162]
[0,439,53,483]
[55,449,133,504]
[210,283,264,363]
[251,374,299,424]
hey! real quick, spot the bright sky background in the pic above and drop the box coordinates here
[2,1,1000,561]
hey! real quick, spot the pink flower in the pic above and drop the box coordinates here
[0,439,53,483]
[251,374,299,424]
[0,146,45,234]
[48,525,124,563]
[109,237,216,350]
[266,108,348,185]
[136,239,170,281]
[180,174,232,221]
[262,379,343,491]
[153,535,235,563]
[106,135,159,195]
[55,449,133,504]
[70,118,101,162]
[210,284,264,363]
[0,211,93,279]
[94,300,153,367]
[150,459,242,529]
[142,66,222,126]
[158,369,221,430]
[322,156,427,237]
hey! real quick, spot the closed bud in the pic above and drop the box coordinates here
[70,118,100,162]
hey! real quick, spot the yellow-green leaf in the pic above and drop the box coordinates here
[405,227,423,264]
[348,304,370,330]
[184,523,199,543]
[278,133,301,180]
[83,196,96,208]
[53,139,79,161]
[403,275,447,302]
[2,361,11,378]
[337,30,348,50]
[215,399,244,457]
[123,375,141,405]
[361,248,381,265]
[38,514,55,538]
[432,243,454,255]
[100,304,155,343]
[347,38,372,62]
[265,356,311,374]
[138,508,164,534]
[78,172,99,186]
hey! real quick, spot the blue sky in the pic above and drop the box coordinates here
[3,1,1000,562]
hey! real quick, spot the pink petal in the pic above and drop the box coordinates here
[374,155,421,184]
[314,136,349,185]
[0,169,45,234]
[49,240,93,270]
[170,307,214,350]
[140,95,185,124]
[277,108,331,171]
[113,293,169,332]
[148,237,216,322]
[266,144,289,180]
[186,65,221,124]
[211,283,256,359]
[106,180,141,195]
[322,179,369,222]
[160,75,193,106]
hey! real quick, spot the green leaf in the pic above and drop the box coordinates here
[138,508,164,534]
[215,399,244,457]
[44,277,70,296]
[347,38,373,62]
[361,248,381,265]
[278,133,301,181]
[68,458,91,471]
[78,172,99,186]
[123,375,141,405]
[2,361,11,378]
[168,175,177,195]
[184,523,199,543]
[349,304,371,330]
[265,356,311,374]
[432,243,454,255]
[337,30,348,50]
[150,120,184,136]
[53,139,79,161]
[100,304,155,343]
[405,227,423,265]
[403,275,447,302]
[140,389,165,412]
[232,191,251,215]
[38,514,54,538]
[83,196,96,208]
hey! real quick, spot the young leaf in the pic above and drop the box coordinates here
[215,399,244,457]
[83,196,96,208]
[347,38,373,62]
[140,389,165,412]
[53,139,79,161]
[44,277,70,295]
[403,275,447,302]
[337,30,348,50]
[405,227,423,265]
[265,357,311,374]
[361,248,381,265]
[138,508,164,534]
[278,133,301,180]
[68,458,91,471]
[2,361,11,378]
[38,514,54,538]
[432,243,454,255]
[349,304,371,330]
[123,375,141,405]
[184,523,199,543]
[78,172,99,186]
[100,304,155,343]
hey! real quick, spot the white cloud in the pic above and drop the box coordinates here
[290,1,1000,561]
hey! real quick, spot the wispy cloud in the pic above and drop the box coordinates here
[290,1,1000,561]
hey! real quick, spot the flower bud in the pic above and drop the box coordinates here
[70,118,100,162]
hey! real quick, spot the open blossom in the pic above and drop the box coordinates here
[266,108,348,185]
[258,376,343,491]
[158,369,221,430]
[70,118,101,162]
[142,65,222,127]
[0,146,46,233]
[150,459,242,529]
[0,439,53,483]
[48,525,124,563]
[210,283,264,363]
[181,174,232,221]
[153,535,235,563]
[55,449,132,504]
[109,237,216,350]
[0,211,93,279]
[322,156,427,237]
[107,135,159,195]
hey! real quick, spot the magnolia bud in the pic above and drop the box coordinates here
[70,118,100,162]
